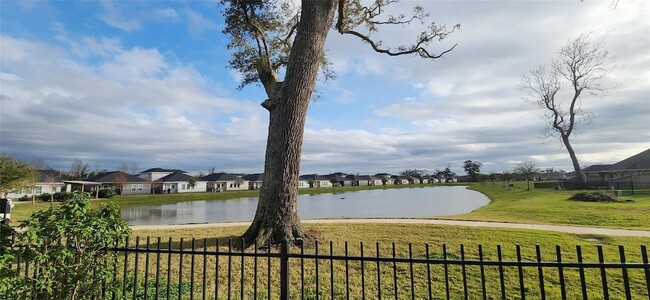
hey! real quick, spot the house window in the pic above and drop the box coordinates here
[131,185,137,192]
[138,184,143,191]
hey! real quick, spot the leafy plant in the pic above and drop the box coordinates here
[0,191,130,299]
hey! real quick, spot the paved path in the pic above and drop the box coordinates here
[131,218,650,238]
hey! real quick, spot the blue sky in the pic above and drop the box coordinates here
[1,0,649,176]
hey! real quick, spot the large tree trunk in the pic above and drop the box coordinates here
[562,135,584,187]
[241,0,337,248]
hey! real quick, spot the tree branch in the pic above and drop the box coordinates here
[336,0,459,59]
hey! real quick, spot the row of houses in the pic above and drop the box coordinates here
[7,168,456,199]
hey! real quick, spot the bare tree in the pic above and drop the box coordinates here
[223,0,458,246]
[208,167,216,175]
[521,33,618,187]
[513,161,540,191]
[130,162,139,175]
[113,172,127,197]
[118,162,129,174]
[69,158,89,180]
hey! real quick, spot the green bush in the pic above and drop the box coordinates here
[52,191,74,202]
[98,188,116,198]
[0,191,130,299]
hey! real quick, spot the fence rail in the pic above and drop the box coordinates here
[534,180,650,195]
[4,237,650,300]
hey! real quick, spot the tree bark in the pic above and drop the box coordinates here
[241,0,337,247]
[562,135,584,187]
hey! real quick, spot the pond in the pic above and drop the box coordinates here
[121,186,490,226]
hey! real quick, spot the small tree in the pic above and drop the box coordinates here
[69,158,89,180]
[113,172,128,197]
[463,160,483,182]
[188,177,197,190]
[0,191,130,299]
[0,155,36,199]
[501,171,513,189]
[514,161,540,190]
[435,165,457,182]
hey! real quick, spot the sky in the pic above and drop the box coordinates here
[1,0,649,176]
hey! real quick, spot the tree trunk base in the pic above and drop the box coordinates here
[240,220,314,250]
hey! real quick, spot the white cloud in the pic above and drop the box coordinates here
[184,8,221,38]
[98,1,141,32]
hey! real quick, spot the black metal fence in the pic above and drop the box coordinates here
[4,237,650,300]
[534,180,650,195]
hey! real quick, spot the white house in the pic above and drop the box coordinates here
[201,172,248,192]
[6,170,66,199]
[157,172,206,193]
[300,174,332,188]
[139,168,187,181]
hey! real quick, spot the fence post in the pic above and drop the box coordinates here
[280,241,289,300]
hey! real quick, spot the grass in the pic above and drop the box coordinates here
[116,223,650,299]
[445,181,650,230]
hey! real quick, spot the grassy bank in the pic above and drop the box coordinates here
[122,223,649,299]
[447,181,650,230]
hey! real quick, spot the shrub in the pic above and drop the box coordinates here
[98,188,116,199]
[36,193,51,201]
[52,191,74,202]
[0,191,130,299]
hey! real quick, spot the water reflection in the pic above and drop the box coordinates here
[121,186,489,225]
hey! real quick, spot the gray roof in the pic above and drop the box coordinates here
[300,174,330,181]
[201,172,244,181]
[141,168,186,174]
[242,173,264,181]
[346,175,376,181]
[607,148,650,171]
[583,164,612,172]
[157,172,199,182]
[87,171,147,183]
[37,170,64,183]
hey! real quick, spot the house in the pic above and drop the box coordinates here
[139,168,187,181]
[417,175,436,184]
[242,173,264,190]
[299,174,332,188]
[602,148,650,181]
[373,173,394,185]
[581,164,612,183]
[327,173,352,187]
[6,170,66,199]
[391,175,412,185]
[346,175,381,186]
[537,171,568,181]
[298,177,310,189]
[87,171,151,195]
[156,172,206,193]
[201,172,248,192]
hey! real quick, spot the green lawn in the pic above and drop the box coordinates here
[123,223,649,299]
[445,181,650,230]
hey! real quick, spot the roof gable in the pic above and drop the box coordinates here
[141,168,186,174]
[201,172,244,181]
[608,148,650,171]
[157,172,199,182]
[87,171,146,183]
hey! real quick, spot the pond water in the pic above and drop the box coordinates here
[121,186,490,226]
